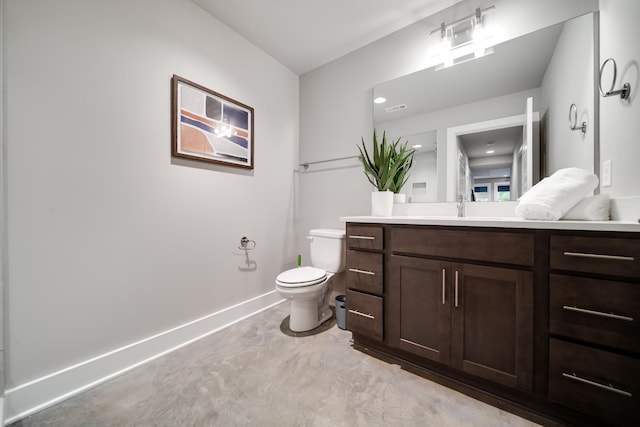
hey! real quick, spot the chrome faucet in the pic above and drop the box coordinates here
[457,194,465,217]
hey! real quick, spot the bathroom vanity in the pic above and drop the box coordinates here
[342,216,639,426]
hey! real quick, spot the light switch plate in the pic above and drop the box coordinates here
[602,160,612,187]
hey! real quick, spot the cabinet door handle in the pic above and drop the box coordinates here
[348,268,375,276]
[563,305,634,322]
[454,270,459,308]
[348,309,375,319]
[562,372,632,397]
[563,251,635,262]
[442,269,446,305]
[349,235,375,240]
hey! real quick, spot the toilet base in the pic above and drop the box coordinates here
[276,273,337,333]
[289,300,332,332]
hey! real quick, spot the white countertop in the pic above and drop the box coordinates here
[340,215,640,232]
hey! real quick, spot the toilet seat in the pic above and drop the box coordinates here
[276,266,327,288]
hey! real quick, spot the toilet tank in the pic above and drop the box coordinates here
[309,228,346,273]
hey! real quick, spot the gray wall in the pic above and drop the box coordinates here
[2,0,298,417]
[600,0,640,198]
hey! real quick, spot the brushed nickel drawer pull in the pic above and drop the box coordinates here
[563,305,634,322]
[349,235,375,240]
[562,372,632,397]
[348,268,375,276]
[454,270,459,308]
[563,251,635,262]
[401,338,437,352]
[442,268,446,305]
[348,309,374,319]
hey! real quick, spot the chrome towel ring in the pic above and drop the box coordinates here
[599,58,631,100]
[569,104,587,134]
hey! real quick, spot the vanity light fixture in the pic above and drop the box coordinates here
[472,8,488,58]
[439,23,454,68]
[430,5,495,70]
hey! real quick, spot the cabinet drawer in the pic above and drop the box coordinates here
[550,274,640,353]
[346,224,383,251]
[347,250,383,294]
[391,227,534,266]
[550,235,640,278]
[346,289,383,341]
[549,339,640,426]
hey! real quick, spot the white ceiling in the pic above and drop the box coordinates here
[192,0,462,75]
[459,125,522,159]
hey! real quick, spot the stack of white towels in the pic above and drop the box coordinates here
[515,167,610,221]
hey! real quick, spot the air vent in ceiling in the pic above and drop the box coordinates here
[385,104,407,113]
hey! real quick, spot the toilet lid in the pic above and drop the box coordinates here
[276,266,327,288]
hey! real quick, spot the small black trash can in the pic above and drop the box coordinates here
[335,294,347,329]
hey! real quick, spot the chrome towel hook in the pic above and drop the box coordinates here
[599,58,631,100]
[569,104,587,134]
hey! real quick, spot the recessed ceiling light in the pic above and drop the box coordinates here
[374,97,386,104]
[486,150,495,154]
[412,144,423,149]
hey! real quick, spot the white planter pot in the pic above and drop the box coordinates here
[371,191,394,216]
[393,193,406,204]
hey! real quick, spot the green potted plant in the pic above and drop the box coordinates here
[389,139,415,203]
[357,130,415,215]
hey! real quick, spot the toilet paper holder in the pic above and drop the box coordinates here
[239,236,256,251]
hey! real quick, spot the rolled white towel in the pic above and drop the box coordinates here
[515,168,599,220]
[562,194,611,221]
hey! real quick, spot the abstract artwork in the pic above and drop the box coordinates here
[172,75,254,169]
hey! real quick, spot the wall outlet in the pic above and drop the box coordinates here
[602,160,612,187]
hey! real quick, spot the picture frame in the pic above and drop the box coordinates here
[172,75,254,169]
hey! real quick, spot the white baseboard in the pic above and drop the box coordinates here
[3,291,284,425]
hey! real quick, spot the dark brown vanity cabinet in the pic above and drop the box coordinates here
[345,224,384,341]
[548,234,640,426]
[345,222,640,426]
[387,227,534,392]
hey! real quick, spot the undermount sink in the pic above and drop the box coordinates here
[408,215,515,221]
[459,216,512,221]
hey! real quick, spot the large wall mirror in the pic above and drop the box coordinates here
[373,12,597,203]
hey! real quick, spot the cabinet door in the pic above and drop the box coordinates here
[388,255,451,364]
[451,263,533,392]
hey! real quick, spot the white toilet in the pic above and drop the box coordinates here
[275,228,346,332]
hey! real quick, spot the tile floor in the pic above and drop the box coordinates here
[11,303,540,426]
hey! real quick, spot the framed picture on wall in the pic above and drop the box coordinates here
[171,75,254,169]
